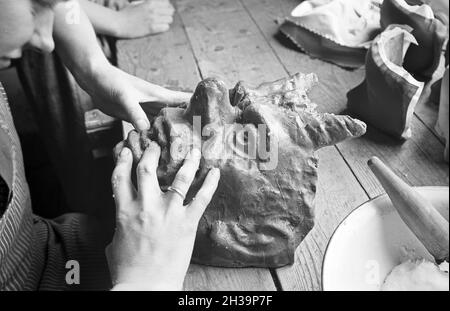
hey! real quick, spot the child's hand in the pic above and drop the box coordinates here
[117,0,175,38]
[106,143,220,291]
[89,64,191,131]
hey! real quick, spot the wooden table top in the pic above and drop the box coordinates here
[117,0,449,291]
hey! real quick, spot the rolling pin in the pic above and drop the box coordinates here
[368,156,449,263]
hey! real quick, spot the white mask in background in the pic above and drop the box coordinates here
[279,0,382,68]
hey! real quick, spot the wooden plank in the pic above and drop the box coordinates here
[117,8,276,291]
[337,118,449,199]
[117,13,200,90]
[415,100,442,142]
[177,0,372,291]
[240,0,449,290]
[276,147,369,290]
[414,57,446,143]
[185,264,276,291]
[176,0,288,85]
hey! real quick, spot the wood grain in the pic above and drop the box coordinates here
[276,147,369,290]
[232,0,372,290]
[240,0,449,289]
[239,0,449,196]
[117,12,200,90]
[185,264,276,291]
[177,0,372,291]
[117,8,276,291]
[337,118,450,199]
[176,0,288,85]
[414,57,446,143]
[116,0,449,291]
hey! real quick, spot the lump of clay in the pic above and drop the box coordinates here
[118,73,366,268]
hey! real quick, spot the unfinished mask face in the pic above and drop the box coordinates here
[119,73,366,267]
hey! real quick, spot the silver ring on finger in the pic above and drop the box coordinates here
[167,186,186,200]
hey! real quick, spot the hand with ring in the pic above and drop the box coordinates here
[106,142,220,291]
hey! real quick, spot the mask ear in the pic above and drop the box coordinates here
[294,112,367,151]
[236,73,366,151]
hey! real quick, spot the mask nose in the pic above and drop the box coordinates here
[29,8,55,54]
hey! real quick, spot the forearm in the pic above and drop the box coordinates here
[52,0,191,126]
[78,0,122,37]
[53,2,161,99]
[53,0,110,94]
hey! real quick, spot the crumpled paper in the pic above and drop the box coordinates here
[279,0,382,68]
[347,25,424,140]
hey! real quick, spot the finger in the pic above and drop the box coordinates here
[168,1,175,13]
[112,147,135,207]
[122,93,150,131]
[126,130,144,162]
[156,15,174,24]
[167,149,202,204]
[137,141,162,199]
[113,141,125,162]
[188,168,220,218]
[150,23,171,34]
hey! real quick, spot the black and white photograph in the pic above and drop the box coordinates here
[0,0,448,294]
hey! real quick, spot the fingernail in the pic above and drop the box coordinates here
[150,141,160,150]
[211,167,220,176]
[191,148,202,160]
[136,119,149,131]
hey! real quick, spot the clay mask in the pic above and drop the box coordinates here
[118,73,366,267]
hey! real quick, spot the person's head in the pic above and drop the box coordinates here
[0,0,63,69]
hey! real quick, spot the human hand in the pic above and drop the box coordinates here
[116,0,175,39]
[90,65,191,131]
[106,143,220,290]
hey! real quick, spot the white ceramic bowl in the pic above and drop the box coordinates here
[322,186,449,291]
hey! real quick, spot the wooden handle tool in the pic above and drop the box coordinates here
[368,156,449,263]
